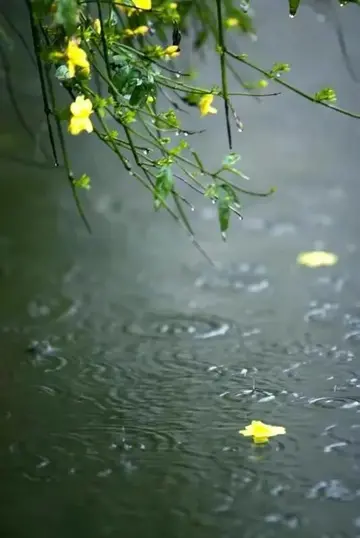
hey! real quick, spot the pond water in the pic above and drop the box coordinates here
[1,1,360,537]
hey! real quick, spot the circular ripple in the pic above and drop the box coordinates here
[122,313,233,340]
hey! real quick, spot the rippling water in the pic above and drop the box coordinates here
[2,1,360,537]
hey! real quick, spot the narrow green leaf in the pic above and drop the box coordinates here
[154,166,173,209]
[73,174,91,190]
[289,0,301,16]
[54,0,79,35]
[314,87,337,103]
[222,152,241,166]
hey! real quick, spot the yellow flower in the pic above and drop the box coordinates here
[66,40,90,78]
[296,251,338,268]
[162,45,180,59]
[93,18,101,34]
[225,17,239,28]
[239,420,286,444]
[169,2,178,8]
[68,95,93,135]
[132,0,152,10]
[124,25,149,37]
[198,94,217,116]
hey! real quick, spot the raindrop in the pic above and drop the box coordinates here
[190,206,195,211]
[211,199,216,204]
[237,127,243,133]
[221,231,227,241]
[175,72,181,79]
[175,130,180,136]
[183,131,189,137]
[143,149,149,155]
[129,171,134,176]
[289,13,295,18]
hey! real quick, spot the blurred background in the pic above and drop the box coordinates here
[1,1,360,537]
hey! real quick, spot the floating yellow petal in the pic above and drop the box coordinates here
[296,251,338,268]
[132,0,152,10]
[239,420,286,444]
[68,95,93,136]
[198,94,217,116]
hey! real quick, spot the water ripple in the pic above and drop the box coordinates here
[122,313,233,340]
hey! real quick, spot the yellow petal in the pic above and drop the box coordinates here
[70,96,93,118]
[93,18,101,34]
[132,0,151,10]
[253,436,269,444]
[239,427,253,437]
[239,420,286,442]
[208,105,217,115]
[67,61,75,78]
[83,118,93,133]
[67,41,89,69]
[68,116,93,135]
[68,117,83,135]
[133,25,149,35]
[296,251,338,268]
[199,94,217,116]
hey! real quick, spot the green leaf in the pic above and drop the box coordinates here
[155,110,180,130]
[31,0,53,17]
[222,152,241,166]
[73,174,91,190]
[54,0,79,36]
[269,62,291,77]
[288,0,301,16]
[169,139,188,156]
[129,82,155,108]
[314,87,337,103]
[112,65,131,93]
[154,166,173,209]
[55,65,71,81]
[217,184,238,238]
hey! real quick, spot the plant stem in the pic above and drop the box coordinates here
[215,0,232,149]
[25,0,58,166]
[225,49,360,120]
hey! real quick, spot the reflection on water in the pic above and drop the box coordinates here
[1,1,360,537]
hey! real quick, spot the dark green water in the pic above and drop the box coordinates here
[1,1,360,537]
